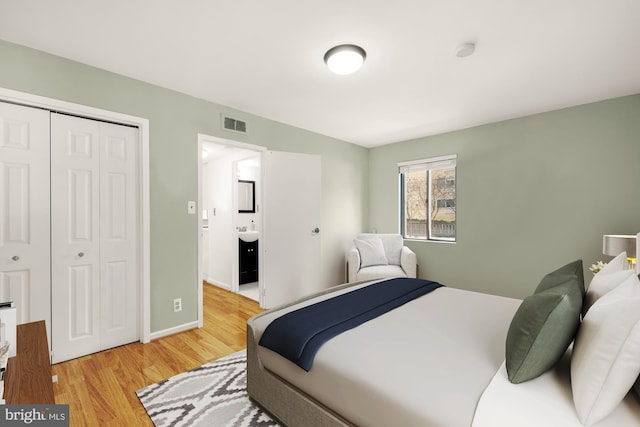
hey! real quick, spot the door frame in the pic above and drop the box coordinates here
[0,87,152,343]
[197,134,266,323]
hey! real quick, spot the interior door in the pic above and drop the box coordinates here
[98,122,139,349]
[51,114,102,362]
[263,151,321,308]
[50,113,139,363]
[0,102,51,340]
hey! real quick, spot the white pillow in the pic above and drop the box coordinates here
[355,238,388,268]
[583,269,636,316]
[598,251,628,274]
[379,235,403,266]
[571,274,640,426]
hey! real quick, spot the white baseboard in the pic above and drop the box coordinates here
[205,278,231,290]
[149,321,199,341]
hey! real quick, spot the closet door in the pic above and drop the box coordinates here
[99,122,139,350]
[0,102,51,338]
[50,114,139,363]
[51,114,101,362]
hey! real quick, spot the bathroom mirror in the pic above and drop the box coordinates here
[238,180,255,213]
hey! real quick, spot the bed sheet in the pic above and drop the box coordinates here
[473,349,640,427]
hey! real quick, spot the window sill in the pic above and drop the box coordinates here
[404,238,456,244]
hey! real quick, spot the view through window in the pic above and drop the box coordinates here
[399,155,457,242]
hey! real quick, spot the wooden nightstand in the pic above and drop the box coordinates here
[4,320,55,404]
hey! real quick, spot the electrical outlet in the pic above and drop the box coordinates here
[173,298,182,312]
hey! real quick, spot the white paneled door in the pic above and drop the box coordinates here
[51,113,139,363]
[98,121,139,350]
[0,102,51,341]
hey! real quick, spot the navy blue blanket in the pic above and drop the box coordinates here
[259,278,443,371]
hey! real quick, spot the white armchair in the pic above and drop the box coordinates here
[348,233,417,282]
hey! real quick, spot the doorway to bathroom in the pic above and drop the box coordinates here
[197,133,322,318]
[199,135,263,303]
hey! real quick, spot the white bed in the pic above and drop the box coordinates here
[246,276,640,426]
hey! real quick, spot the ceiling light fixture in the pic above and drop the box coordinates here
[324,44,366,75]
[456,43,476,58]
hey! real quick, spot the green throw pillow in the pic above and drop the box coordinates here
[506,261,584,384]
[534,259,585,296]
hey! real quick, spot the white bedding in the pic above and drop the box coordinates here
[473,349,640,427]
[252,284,521,427]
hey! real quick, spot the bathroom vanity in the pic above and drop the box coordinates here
[239,232,259,284]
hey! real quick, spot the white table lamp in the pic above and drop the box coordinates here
[603,234,637,271]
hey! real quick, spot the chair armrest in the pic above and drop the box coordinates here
[347,246,361,282]
[400,246,417,278]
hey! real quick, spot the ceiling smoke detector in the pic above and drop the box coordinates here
[456,43,476,58]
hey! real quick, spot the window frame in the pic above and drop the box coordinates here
[398,154,457,243]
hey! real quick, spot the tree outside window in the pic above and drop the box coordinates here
[399,155,456,242]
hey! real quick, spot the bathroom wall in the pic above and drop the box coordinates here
[237,156,261,232]
[206,155,234,288]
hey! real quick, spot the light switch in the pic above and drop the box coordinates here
[187,201,196,214]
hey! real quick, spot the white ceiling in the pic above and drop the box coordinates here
[1,0,639,147]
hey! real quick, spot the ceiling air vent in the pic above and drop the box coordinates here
[222,115,247,133]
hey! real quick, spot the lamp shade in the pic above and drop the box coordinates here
[602,235,637,258]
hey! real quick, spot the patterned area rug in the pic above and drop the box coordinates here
[136,350,280,427]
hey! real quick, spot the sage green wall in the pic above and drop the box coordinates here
[369,95,640,299]
[0,39,369,333]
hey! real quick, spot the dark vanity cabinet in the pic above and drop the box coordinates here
[239,239,258,284]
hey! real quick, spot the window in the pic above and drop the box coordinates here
[436,199,456,209]
[399,154,457,242]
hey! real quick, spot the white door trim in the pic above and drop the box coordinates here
[197,134,266,324]
[0,87,152,343]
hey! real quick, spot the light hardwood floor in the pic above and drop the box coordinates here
[51,283,263,426]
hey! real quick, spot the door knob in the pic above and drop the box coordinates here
[312,227,320,234]
[78,252,85,257]
[12,255,19,261]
